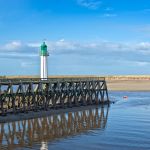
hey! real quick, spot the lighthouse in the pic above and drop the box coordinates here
[40,42,49,79]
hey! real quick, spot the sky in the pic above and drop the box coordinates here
[0,0,150,76]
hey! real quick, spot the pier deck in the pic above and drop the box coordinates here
[0,77,109,115]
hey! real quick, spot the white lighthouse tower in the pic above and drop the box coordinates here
[40,42,49,79]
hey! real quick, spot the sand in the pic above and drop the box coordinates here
[107,80,150,91]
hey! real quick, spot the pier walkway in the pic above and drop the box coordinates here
[0,77,109,115]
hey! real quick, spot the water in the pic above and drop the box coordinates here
[0,91,150,150]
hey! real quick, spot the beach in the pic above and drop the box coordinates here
[107,80,150,91]
[105,75,150,91]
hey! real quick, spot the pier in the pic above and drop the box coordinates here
[0,77,109,116]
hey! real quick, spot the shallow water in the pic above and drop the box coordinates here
[0,91,150,150]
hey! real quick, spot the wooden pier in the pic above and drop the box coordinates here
[0,77,109,115]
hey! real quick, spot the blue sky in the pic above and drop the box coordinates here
[0,0,150,75]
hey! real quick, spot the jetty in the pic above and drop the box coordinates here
[0,77,109,116]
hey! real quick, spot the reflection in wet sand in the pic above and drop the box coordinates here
[0,106,109,150]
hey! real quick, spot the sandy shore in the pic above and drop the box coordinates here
[107,80,150,91]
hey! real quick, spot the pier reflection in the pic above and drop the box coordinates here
[0,106,109,150]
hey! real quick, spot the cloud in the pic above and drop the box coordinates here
[119,60,150,67]
[21,61,36,68]
[102,6,117,18]
[104,7,114,11]
[135,61,150,66]
[103,13,117,17]
[135,42,150,51]
[1,39,150,75]
[77,0,102,9]
[0,41,38,59]
[1,39,150,61]
[1,41,22,51]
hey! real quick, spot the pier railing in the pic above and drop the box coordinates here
[0,77,106,83]
[0,77,109,115]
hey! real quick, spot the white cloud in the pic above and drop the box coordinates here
[103,13,117,17]
[1,39,150,59]
[21,62,35,68]
[0,41,22,51]
[55,39,77,50]
[125,60,150,67]
[137,42,150,50]
[112,59,150,67]
[1,39,150,75]
[135,61,150,66]
[27,42,40,48]
[104,7,114,11]
[77,0,102,9]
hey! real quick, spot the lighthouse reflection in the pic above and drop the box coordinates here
[0,106,109,150]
